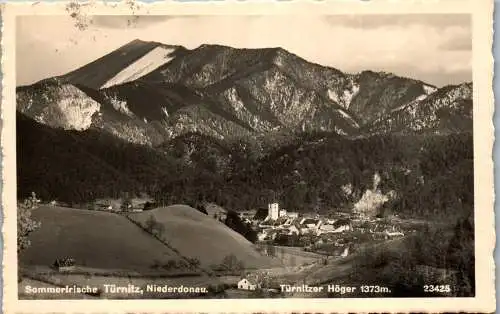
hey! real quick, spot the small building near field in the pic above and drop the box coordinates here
[53,257,76,272]
[237,278,260,291]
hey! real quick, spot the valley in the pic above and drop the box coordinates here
[16,39,475,299]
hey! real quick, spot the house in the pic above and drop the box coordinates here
[384,230,405,238]
[257,232,268,241]
[238,278,260,291]
[95,203,113,211]
[287,212,299,218]
[259,218,274,228]
[332,219,351,231]
[279,209,287,217]
[332,224,351,233]
[300,227,311,235]
[274,216,289,226]
[316,224,335,235]
[300,218,319,229]
[316,218,352,235]
[326,218,336,224]
[53,257,76,272]
[287,225,300,236]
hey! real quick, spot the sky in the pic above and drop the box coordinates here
[16,14,472,87]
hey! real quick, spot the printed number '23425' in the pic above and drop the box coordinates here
[423,285,451,293]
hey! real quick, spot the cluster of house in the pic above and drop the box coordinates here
[95,197,157,212]
[47,197,157,213]
[254,203,353,242]
[249,203,407,249]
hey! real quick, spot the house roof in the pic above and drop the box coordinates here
[319,224,335,231]
[239,278,258,285]
[332,218,351,229]
[302,218,318,225]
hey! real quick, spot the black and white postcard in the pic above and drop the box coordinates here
[1,0,495,312]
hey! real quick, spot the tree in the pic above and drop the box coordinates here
[18,192,41,254]
[221,254,244,271]
[266,244,276,258]
[145,215,166,239]
[278,247,285,261]
[253,271,278,289]
[187,257,201,270]
[145,215,156,233]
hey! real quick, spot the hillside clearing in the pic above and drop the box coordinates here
[21,206,184,271]
[128,205,280,269]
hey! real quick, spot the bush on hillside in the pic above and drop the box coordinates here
[186,257,201,269]
[212,254,245,272]
[145,215,166,239]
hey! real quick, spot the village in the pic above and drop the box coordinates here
[229,201,420,294]
[237,202,408,259]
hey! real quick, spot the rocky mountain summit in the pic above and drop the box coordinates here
[16,39,470,146]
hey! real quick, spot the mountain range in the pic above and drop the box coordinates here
[16,39,474,217]
[17,39,473,146]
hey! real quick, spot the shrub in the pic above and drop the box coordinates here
[187,257,201,269]
[145,215,166,239]
[221,254,245,271]
[18,192,42,254]
[151,260,161,269]
[176,260,189,269]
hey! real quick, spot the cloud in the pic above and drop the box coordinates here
[324,14,471,29]
[91,15,178,29]
[16,14,472,87]
[438,26,472,51]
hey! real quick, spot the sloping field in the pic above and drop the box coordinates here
[128,205,279,268]
[21,206,182,271]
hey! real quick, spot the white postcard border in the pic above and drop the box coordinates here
[1,0,495,312]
